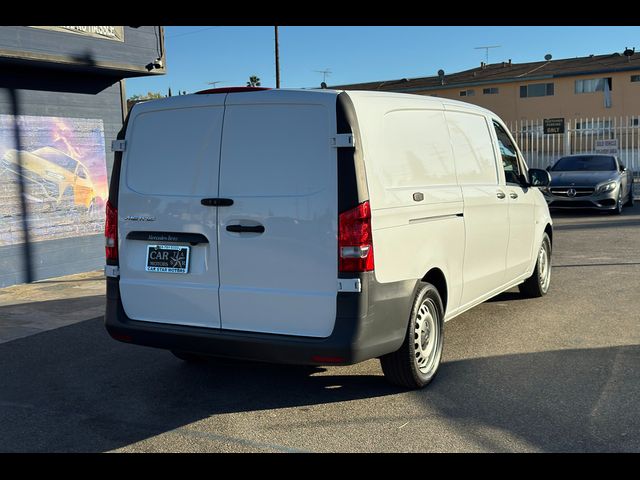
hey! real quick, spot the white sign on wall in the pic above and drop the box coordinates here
[30,26,124,42]
[595,139,619,155]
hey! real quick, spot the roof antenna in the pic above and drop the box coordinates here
[474,45,501,64]
[314,69,332,85]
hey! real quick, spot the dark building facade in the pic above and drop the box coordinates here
[0,26,165,287]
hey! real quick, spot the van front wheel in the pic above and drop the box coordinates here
[380,282,444,389]
[518,232,552,298]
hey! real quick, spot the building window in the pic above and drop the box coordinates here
[631,75,640,82]
[519,83,554,98]
[575,77,612,93]
[483,87,499,95]
[459,89,475,97]
[631,117,639,127]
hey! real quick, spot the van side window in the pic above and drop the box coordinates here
[493,122,521,185]
[380,109,457,188]
[446,112,498,185]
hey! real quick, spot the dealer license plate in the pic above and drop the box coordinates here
[145,245,190,274]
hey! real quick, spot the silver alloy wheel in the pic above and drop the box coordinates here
[538,239,551,294]
[414,298,440,374]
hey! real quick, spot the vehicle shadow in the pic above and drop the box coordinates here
[429,344,640,452]
[0,317,638,452]
[554,219,640,231]
[0,317,397,453]
[551,203,640,219]
[485,290,523,303]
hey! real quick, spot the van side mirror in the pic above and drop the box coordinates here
[528,168,551,187]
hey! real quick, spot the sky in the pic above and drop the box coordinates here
[126,26,640,98]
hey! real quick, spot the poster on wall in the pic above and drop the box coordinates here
[0,115,108,247]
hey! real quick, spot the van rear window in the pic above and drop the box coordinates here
[125,106,225,196]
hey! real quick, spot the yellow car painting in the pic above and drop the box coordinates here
[1,147,98,212]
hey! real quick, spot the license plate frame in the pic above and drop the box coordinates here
[145,244,190,274]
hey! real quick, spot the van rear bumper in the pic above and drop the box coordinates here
[105,275,414,366]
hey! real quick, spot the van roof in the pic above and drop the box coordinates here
[131,87,498,121]
[341,89,497,118]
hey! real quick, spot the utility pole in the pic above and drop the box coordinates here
[207,81,226,88]
[275,26,280,88]
[474,45,501,64]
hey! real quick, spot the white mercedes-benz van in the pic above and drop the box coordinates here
[105,87,552,389]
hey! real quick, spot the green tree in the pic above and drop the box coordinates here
[247,75,261,87]
[128,91,163,102]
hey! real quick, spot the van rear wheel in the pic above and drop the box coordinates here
[380,282,444,389]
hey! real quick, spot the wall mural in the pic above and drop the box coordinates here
[0,115,108,246]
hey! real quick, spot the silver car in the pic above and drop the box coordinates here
[542,154,634,214]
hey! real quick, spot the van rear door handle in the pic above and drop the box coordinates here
[201,198,234,207]
[496,191,506,199]
[226,225,265,234]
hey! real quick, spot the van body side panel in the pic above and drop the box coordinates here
[344,92,465,315]
[489,119,537,280]
[217,97,337,337]
[117,96,226,328]
[444,109,510,308]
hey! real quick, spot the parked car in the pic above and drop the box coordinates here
[543,154,634,214]
[104,88,553,389]
[1,146,99,212]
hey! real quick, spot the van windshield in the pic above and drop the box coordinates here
[551,155,616,172]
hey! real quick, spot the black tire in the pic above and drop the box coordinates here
[611,190,623,215]
[625,181,634,207]
[380,282,444,389]
[519,232,552,298]
[171,350,205,363]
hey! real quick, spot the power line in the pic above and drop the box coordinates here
[168,27,218,39]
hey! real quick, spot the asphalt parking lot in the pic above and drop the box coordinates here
[0,204,639,452]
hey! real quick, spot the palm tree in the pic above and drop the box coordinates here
[247,75,261,87]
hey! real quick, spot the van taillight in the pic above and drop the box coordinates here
[338,201,374,273]
[105,200,118,262]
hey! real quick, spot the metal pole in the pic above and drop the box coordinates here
[9,89,34,283]
[274,26,280,88]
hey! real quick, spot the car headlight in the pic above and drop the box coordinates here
[596,181,618,193]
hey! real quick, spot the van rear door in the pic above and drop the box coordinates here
[217,92,338,337]
[118,96,225,328]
